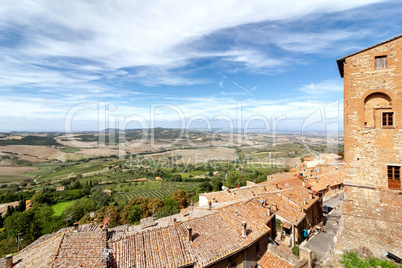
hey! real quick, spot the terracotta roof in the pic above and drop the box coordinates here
[200,184,278,206]
[258,250,294,268]
[308,172,344,192]
[177,213,246,267]
[218,202,270,245]
[140,216,157,229]
[53,231,107,268]
[11,232,64,268]
[280,186,315,210]
[0,224,107,268]
[260,194,305,226]
[263,175,304,189]
[337,35,402,77]
[280,221,292,229]
[243,198,274,224]
[109,225,195,268]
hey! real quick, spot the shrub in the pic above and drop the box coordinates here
[340,251,401,268]
[292,246,299,256]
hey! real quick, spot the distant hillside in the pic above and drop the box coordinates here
[0,136,60,146]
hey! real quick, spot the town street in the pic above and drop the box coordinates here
[303,193,343,263]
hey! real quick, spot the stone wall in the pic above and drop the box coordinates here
[339,36,402,258]
[343,37,402,188]
[337,186,402,257]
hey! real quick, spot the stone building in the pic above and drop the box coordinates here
[336,35,402,257]
[0,178,316,268]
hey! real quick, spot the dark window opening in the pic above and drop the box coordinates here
[382,112,394,127]
[375,56,387,69]
[388,165,401,190]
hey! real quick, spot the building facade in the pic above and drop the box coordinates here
[336,35,402,257]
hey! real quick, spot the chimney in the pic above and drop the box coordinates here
[267,206,271,216]
[5,254,12,268]
[241,221,247,238]
[187,226,193,242]
[173,218,177,224]
[94,218,98,225]
[73,221,79,231]
[208,200,212,210]
[303,180,306,187]
[310,192,314,200]
[304,198,307,205]
[273,204,278,212]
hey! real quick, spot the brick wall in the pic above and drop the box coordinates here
[343,37,402,188]
[338,36,402,258]
[337,187,402,257]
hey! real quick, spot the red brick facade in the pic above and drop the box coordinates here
[337,36,402,257]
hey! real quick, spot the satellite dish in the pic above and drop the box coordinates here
[285,183,289,189]
[222,186,225,190]
[90,212,95,218]
[260,198,264,204]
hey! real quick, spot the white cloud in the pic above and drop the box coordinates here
[0,0,386,88]
[0,0,386,130]
[299,80,343,94]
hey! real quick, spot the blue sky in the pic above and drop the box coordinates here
[0,0,401,132]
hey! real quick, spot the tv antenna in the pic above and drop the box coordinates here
[64,211,74,228]
[152,204,158,218]
[17,231,23,252]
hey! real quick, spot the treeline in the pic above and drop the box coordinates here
[0,188,192,256]
[0,136,60,146]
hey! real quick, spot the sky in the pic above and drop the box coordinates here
[0,0,401,133]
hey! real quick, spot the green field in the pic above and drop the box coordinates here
[0,175,27,184]
[171,170,206,179]
[115,181,202,201]
[38,161,107,181]
[25,163,63,177]
[0,163,63,184]
[61,147,80,153]
[52,201,74,216]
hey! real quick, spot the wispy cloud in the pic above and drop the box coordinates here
[299,80,343,94]
[0,0,393,130]
[0,0,387,89]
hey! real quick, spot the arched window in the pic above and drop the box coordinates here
[364,93,392,128]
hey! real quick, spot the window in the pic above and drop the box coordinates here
[364,92,391,128]
[375,56,387,69]
[382,112,394,127]
[388,165,401,190]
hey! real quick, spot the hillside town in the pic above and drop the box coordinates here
[1,34,402,268]
[1,1,402,267]
[0,154,345,268]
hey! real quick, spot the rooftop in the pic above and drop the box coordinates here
[258,250,294,268]
[307,172,345,192]
[336,35,402,77]
[109,224,195,268]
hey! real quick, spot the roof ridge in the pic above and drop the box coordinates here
[337,34,402,77]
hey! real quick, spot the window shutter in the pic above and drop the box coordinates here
[375,56,387,69]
